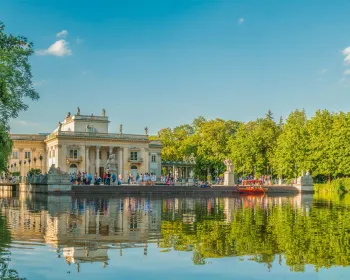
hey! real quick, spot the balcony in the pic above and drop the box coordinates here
[66,156,83,164]
[128,157,143,163]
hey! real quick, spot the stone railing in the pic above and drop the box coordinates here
[46,131,148,141]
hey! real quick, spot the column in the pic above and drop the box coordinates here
[109,146,113,155]
[85,146,90,173]
[96,146,100,175]
[118,147,123,176]
[123,147,128,182]
[18,148,24,176]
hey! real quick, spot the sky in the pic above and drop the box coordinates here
[2,0,350,135]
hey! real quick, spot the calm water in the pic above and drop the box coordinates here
[0,192,349,280]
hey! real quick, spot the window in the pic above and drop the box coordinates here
[69,149,78,159]
[12,151,19,159]
[130,152,138,160]
[151,154,157,163]
[24,152,31,159]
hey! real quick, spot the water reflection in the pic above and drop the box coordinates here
[0,191,349,278]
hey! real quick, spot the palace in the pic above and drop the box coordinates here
[8,108,162,182]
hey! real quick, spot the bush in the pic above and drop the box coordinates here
[314,178,350,194]
[28,168,41,176]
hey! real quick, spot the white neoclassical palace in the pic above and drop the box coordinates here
[9,109,162,181]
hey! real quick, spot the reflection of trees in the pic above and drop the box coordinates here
[0,215,25,280]
[161,195,350,272]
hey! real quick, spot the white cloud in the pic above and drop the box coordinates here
[238,18,245,25]
[344,69,350,76]
[36,40,72,56]
[342,46,350,64]
[56,30,68,38]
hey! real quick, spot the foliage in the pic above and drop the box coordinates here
[230,113,280,176]
[314,178,350,194]
[0,123,12,172]
[0,22,38,173]
[272,109,309,178]
[158,108,350,181]
[27,168,41,176]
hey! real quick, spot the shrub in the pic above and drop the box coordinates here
[314,178,350,194]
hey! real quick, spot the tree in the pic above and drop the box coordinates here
[0,22,39,172]
[273,109,309,179]
[230,112,280,176]
[307,110,335,182]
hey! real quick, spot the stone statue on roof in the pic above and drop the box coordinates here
[102,108,106,116]
[144,127,148,135]
[120,124,123,134]
[58,122,62,132]
[77,107,80,115]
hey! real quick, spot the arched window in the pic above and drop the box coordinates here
[131,165,138,170]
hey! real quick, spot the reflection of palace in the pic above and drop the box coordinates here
[0,193,162,271]
[9,108,162,180]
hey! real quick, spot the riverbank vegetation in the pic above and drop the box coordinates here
[155,109,350,184]
[0,22,38,172]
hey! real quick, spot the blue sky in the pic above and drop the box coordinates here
[2,0,350,134]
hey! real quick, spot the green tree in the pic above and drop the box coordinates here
[0,22,39,172]
[230,112,280,176]
[273,109,309,179]
[307,110,335,182]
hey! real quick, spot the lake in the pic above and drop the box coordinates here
[0,192,349,279]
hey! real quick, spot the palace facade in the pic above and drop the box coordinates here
[9,109,162,182]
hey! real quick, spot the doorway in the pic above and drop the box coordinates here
[99,167,104,178]
[69,164,78,174]
[130,165,138,179]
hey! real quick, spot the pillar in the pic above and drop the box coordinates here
[118,147,123,176]
[19,148,24,176]
[123,147,128,182]
[85,146,90,173]
[96,145,100,175]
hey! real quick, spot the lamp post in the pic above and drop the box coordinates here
[10,164,13,173]
[14,163,16,173]
[28,159,31,172]
[39,155,43,173]
[34,157,37,169]
[19,160,22,177]
[24,160,26,176]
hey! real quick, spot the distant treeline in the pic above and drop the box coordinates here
[152,109,350,182]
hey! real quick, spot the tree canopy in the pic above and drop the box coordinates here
[0,22,38,172]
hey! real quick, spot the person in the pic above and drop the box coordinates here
[103,172,107,185]
[87,173,92,185]
[151,173,157,186]
[107,171,111,185]
[136,173,140,184]
[112,173,117,184]
[118,173,123,185]
[200,180,207,188]
[128,174,131,184]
